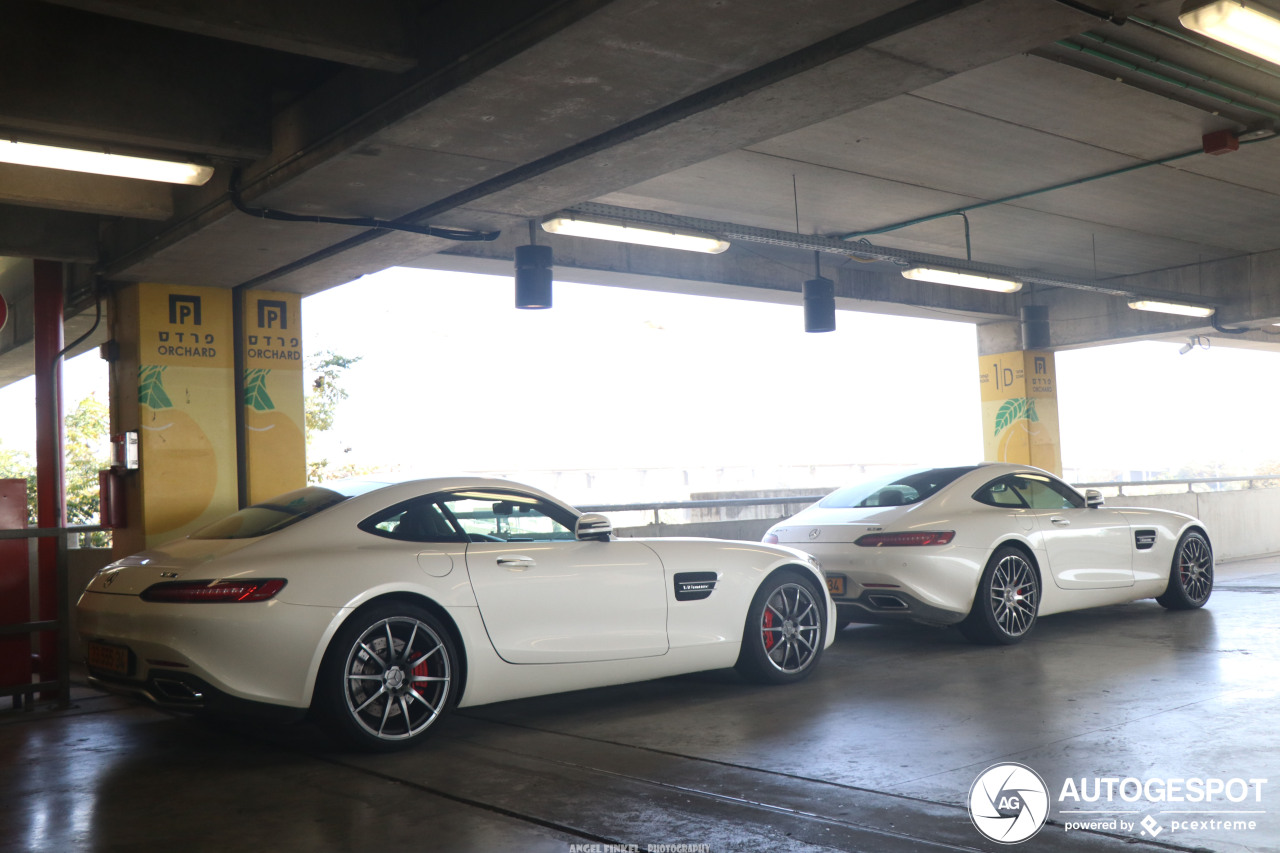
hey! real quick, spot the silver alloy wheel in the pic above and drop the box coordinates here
[760,582,822,673]
[1177,534,1213,604]
[989,554,1039,638]
[343,615,452,742]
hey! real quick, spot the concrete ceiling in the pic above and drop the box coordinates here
[5,0,1280,386]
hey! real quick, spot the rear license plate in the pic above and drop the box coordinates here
[87,641,130,676]
[825,575,846,597]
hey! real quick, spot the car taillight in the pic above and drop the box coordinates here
[141,579,287,603]
[762,533,780,544]
[855,531,955,547]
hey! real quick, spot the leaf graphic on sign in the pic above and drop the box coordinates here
[993,397,1039,436]
[244,368,275,412]
[138,365,173,410]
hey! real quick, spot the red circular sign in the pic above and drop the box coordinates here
[0,293,7,333]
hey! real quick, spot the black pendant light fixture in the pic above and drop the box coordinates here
[803,250,835,333]
[515,220,553,309]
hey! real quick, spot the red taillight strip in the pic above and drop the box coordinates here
[855,531,955,547]
[141,579,287,603]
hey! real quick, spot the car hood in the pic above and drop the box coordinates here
[768,504,915,544]
[82,537,262,596]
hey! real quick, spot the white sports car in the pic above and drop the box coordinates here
[78,477,835,750]
[763,463,1212,644]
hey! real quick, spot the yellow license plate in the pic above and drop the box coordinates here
[825,575,846,597]
[87,641,130,676]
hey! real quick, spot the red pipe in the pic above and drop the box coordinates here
[33,260,64,691]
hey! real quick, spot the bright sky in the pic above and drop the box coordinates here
[2,265,1279,491]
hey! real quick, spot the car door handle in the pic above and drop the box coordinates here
[497,556,536,570]
[1049,516,1070,526]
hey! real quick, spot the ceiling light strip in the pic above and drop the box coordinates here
[565,203,1221,310]
[0,139,214,185]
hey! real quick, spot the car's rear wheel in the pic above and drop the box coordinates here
[960,546,1040,645]
[735,571,826,684]
[316,603,457,751]
[1156,530,1213,610]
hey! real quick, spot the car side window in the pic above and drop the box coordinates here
[440,494,576,542]
[359,498,466,543]
[973,477,1029,508]
[1009,474,1085,510]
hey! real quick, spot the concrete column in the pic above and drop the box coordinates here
[111,283,237,554]
[239,291,305,504]
[976,309,1062,475]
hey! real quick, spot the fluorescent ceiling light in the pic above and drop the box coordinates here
[542,215,730,254]
[1127,299,1216,317]
[0,140,214,185]
[1180,1,1280,65]
[901,266,1022,293]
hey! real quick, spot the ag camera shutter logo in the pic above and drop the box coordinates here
[969,763,1050,844]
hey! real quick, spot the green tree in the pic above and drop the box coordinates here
[0,443,36,526]
[305,350,363,483]
[64,394,112,544]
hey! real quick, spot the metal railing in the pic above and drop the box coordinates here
[1076,475,1280,495]
[0,524,105,709]
[578,494,828,526]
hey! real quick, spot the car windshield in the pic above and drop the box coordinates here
[818,466,976,509]
[189,480,388,540]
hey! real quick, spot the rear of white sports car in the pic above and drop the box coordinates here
[77,539,338,717]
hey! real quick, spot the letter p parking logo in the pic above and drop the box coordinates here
[969,763,1049,844]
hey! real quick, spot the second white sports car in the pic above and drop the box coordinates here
[764,463,1212,644]
[78,477,835,750]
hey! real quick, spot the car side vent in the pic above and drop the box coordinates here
[1134,529,1157,550]
[674,571,718,601]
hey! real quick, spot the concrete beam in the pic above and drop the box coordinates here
[975,249,1280,356]
[0,1,270,158]
[0,204,99,263]
[403,231,1016,324]
[42,0,419,72]
[0,164,173,220]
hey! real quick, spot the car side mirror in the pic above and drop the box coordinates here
[1085,489,1104,509]
[576,513,612,541]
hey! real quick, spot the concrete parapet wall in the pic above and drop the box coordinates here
[617,488,1280,563]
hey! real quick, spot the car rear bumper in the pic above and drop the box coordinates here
[77,590,341,709]
[834,589,967,627]
[87,669,306,721]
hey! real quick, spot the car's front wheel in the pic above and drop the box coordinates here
[735,570,826,684]
[316,602,458,751]
[1156,530,1213,610]
[960,546,1040,645]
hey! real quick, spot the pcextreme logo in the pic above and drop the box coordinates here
[968,763,1050,844]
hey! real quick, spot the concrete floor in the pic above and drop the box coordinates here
[6,558,1280,853]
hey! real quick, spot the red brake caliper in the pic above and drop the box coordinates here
[411,656,432,696]
[762,609,776,650]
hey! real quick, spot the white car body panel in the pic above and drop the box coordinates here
[77,477,836,714]
[465,539,669,664]
[767,463,1209,628]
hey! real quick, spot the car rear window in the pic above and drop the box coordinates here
[189,481,387,540]
[818,466,976,509]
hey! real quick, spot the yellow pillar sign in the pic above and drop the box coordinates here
[134,283,237,544]
[978,350,1062,475]
[240,291,306,503]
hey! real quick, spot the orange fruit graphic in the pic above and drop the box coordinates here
[140,407,218,534]
[246,408,305,503]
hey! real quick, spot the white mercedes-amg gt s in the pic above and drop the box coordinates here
[764,463,1212,644]
[78,477,835,750]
